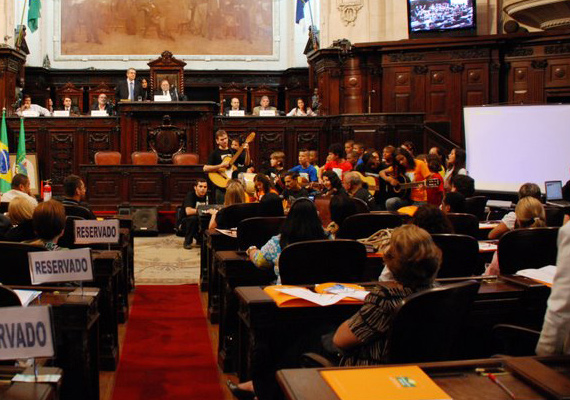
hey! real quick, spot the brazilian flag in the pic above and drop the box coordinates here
[0,109,11,193]
[16,118,27,176]
[28,0,42,33]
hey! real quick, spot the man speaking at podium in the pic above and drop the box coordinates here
[115,68,143,101]
[154,79,180,101]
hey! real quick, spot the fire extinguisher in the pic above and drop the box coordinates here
[43,180,52,201]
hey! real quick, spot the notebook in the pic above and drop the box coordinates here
[545,180,570,207]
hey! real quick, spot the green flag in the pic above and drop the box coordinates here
[0,109,11,193]
[28,0,42,33]
[16,118,27,176]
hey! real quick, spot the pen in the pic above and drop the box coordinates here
[488,373,516,399]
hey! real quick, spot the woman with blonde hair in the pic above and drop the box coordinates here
[209,179,246,229]
[4,196,36,242]
[485,196,546,275]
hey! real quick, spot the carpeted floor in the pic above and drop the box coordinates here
[112,285,224,400]
[134,235,200,285]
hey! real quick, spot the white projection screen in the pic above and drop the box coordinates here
[464,105,570,193]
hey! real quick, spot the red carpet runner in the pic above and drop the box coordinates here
[112,285,224,399]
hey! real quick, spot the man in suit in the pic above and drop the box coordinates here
[91,94,113,116]
[60,96,80,116]
[115,68,143,101]
[252,96,277,116]
[154,79,180,101]
[224,97,244,116]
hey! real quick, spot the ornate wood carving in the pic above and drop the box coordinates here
[531,60,548,69]
[506,47,534,57]
[51,133,74,184]
[389,53,425,63]
[147,115,186,163]
[545,44,570,54]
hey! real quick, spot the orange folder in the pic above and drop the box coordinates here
[321,365,452,400]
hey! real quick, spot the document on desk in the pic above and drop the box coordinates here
[516,265,557,286]
[12,289,42,307]
[478,241,498,252]
[274,288,347,306]
[215,228,237,238]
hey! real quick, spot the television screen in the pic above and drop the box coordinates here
[408,0,476,37]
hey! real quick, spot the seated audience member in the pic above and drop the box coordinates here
[442,191,466,213]
[289,149,318,183]
[224,97,244,116]
[333,225,441,366]
[346,151,359,169]
[16,95,51,116]
[327,193,358,238]
[353,142,365,166]
[4,196,36,242]
[344,140,354,156]
[379,147,431,211]
[451,174,475,198]
[287,97,316,116]
[140,78,151,101]
[259,193,284,217]
[154,79,180,101]
[182,178,211,249]
[91,94,113,116]
[281,172,308,206]
[536,221,570,355]
[61,174,96,220]
[444,148,467,191]
[485,197,546,276]
[426,154,444,207]
[309,150,319,167]
[60,96,80,115]
[355,149,381,175]
[413,204,454,234]
[380,145,396,170]
[254,173,278,202]
[209,180,246,229]
[400,140,416,157]
[429,146,446,176]
[263,151,286,190]
[1,173,38,207]
[321,170,347,197]
[489,182,541,240]
[27,200,66,250]
[246,197,328,283]
[343,171,376,210]
[252,96,277,116]
[319,143,353,181]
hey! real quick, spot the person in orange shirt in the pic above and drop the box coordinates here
[253,173,278,202]
[379,147,431,211]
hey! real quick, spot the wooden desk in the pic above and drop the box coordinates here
[235,276,549,381]
[13,287,101,400]
[0,366,61,400]
[277,356,570,400]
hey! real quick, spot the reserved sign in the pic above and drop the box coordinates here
[0,306,54,360]
[22,110,40,117]
[74,219,120,244]
[259,109,276,117]
[28,248,94,285]
[91,110,108,117]
[53,110,70,117]
[229,110,245,117]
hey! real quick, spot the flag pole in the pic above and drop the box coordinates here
[16,0,28,48]
[306,1,318,49]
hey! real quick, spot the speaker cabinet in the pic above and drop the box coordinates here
[126,206,159,236]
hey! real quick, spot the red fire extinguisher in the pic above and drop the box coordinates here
[43,180,52,201]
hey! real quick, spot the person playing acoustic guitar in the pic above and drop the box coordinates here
[379,147,431,212]
[203,130,250,204]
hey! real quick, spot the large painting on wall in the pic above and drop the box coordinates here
[60,0,273,57]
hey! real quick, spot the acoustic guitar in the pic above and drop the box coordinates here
[386,174,441,199]
[353,171,380,195]
[208,132,255,189]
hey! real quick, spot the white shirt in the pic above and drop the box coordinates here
[16,104,51,117]
[287,107,316,117]
[537,222,570,355]
[0,189,38,207]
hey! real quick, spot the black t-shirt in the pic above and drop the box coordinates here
[207,147,246,170]
[183,191,209,214]
[281,187,309,203]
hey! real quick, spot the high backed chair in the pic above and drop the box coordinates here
[279,239,367,285]
[215,203,260,229]
[498,227,559,275]
[337,212,402,240]
[447,212,478,238]
[0,242,45,285]
[237,216,285,250]
[464,196,488,221]
[94,151,121,165]
[544,205,564,227]
[431,234,480,278]
[131,151,158,165]
[492,324,541,356]
[0,286,22,307]
[172,153,200,165]
[350,197,370,214]
[386,280,480,363]
[58,216,85,249]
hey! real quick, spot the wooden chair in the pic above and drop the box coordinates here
[431,234,480,278]
[498,227,559,275]
[447,212,478,238]
[131,151,158,165]
[0,242,45,285]
[94,151,121,165]
[0,286,22,307]
[216,203,260,229]
[172,153,200,165]
[464,196,488,221]
[237,216,285,250]
[279,239,367,285]
[337,212,402,240]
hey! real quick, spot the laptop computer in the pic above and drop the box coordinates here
[545,180,570,207]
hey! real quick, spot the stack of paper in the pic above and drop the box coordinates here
[516,265,557,286]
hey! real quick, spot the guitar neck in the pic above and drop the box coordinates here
[228,146,246,166]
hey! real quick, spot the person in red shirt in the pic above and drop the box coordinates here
[319,143,353,182]
[425,154,444,207]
